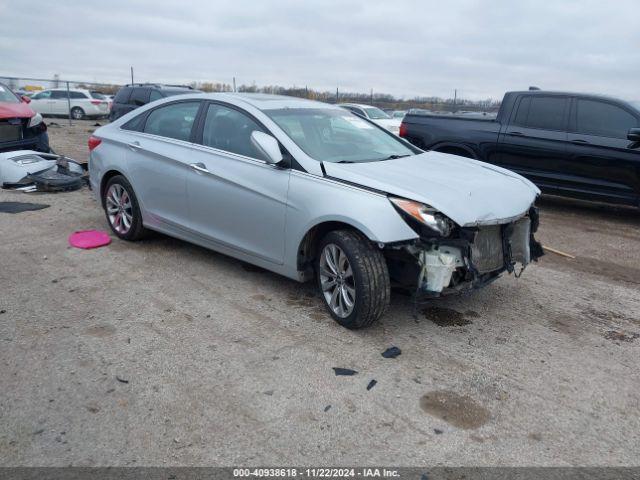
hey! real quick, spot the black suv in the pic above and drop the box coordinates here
[109,84,201,122]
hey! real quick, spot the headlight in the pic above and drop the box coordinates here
[27,113,43,128]
[389,197,454,236]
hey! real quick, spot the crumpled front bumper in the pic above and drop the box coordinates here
[414,207,543,295]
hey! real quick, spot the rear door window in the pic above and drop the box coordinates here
[200,103,267,160]
[50,91,68,99]
[143,101,200,141]
[70,91,88,99]
[149,90,163,102]
[114,87,132,104]
[575,99,638,139]
[513,96,567,131]
[129,88,150,106]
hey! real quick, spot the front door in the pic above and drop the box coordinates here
[185,102,289,264]
[496,95,569,192]
[30,90,53,115]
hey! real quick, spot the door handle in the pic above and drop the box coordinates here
[190,162,209,174]
[510,131,525,137]
[127,141,141,151]
[571,139,589,144]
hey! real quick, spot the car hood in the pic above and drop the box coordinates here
[323,151,540,227]
[0,101,34,119]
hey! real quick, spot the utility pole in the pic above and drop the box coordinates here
[453,89,457,107]
[130,67,134,85]
[370,88,373,104]
[233,77,237,92]
[336,87,339,103]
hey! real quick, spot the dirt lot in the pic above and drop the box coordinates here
[1,120,639,466]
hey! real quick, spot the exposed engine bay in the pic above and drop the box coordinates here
[385,206,544,296]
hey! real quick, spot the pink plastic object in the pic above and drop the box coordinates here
[68,230,111,249]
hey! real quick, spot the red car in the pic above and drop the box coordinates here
[0,82,50,153]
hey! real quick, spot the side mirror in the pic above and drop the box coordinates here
[251,131,283,164]
[627,127,640,142]
[21,95,31,103]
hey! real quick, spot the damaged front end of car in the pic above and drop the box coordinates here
[384,196,544,297]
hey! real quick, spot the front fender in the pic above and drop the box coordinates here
[285,171,418,272]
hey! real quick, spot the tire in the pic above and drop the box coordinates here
[103,175,147,241]
[70,107,85,120]
[316,230,390,329]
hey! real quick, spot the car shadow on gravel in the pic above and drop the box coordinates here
[538,195,640,225]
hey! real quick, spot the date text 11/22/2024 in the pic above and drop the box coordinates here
[233,468,400,478]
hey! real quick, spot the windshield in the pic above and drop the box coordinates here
[630,101,640,112]
[0,83,20,103]
[363,107,391,119]
[266,108,414,163]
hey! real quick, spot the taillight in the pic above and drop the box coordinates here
[399,123,407,137]
[90,100,102,105]
[88,136,102,151]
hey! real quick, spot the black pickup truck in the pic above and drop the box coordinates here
[400,90,640,206]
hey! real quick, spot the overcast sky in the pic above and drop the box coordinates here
[1,0,638,100]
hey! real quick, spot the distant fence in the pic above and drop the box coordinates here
[1,75,500,120]
[0,76,120,125]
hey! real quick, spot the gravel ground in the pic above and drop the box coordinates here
[1,122,639,466]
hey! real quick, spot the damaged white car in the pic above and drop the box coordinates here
[89,94,543,329]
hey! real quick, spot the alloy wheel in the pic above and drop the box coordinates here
[105,184,133,235]
[319,243,356,318]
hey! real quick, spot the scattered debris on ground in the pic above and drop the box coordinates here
[324,405,331,412]
[333,367,358,376]
[0,201,49,214]
[115,375,129,384]
[543,245,576,259]
[381,346,402,358]
[366,379,377,391]
[604,330,639,343]
[0,151,87,192]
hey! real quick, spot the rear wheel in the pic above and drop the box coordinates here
[316,230,390,329]
[70,107,85,120]
[103,175,147,241]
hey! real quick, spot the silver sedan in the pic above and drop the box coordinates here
[89,93,543,329]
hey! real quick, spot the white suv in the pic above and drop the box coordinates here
[29,89,110,120]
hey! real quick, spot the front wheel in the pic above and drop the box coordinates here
[316,230,390,329]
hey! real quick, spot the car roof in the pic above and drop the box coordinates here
[173,92,341,111]
[508,90,632,105]
[47,88,90,92]
[338,103,380,109]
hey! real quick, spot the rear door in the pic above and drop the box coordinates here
[566,98,640,204]
[122,100,202,229]
[50,90,71,115]
[184,101,289,264]
[497,95,569,190]
[112,87,133,119]
[129,88,150,109]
